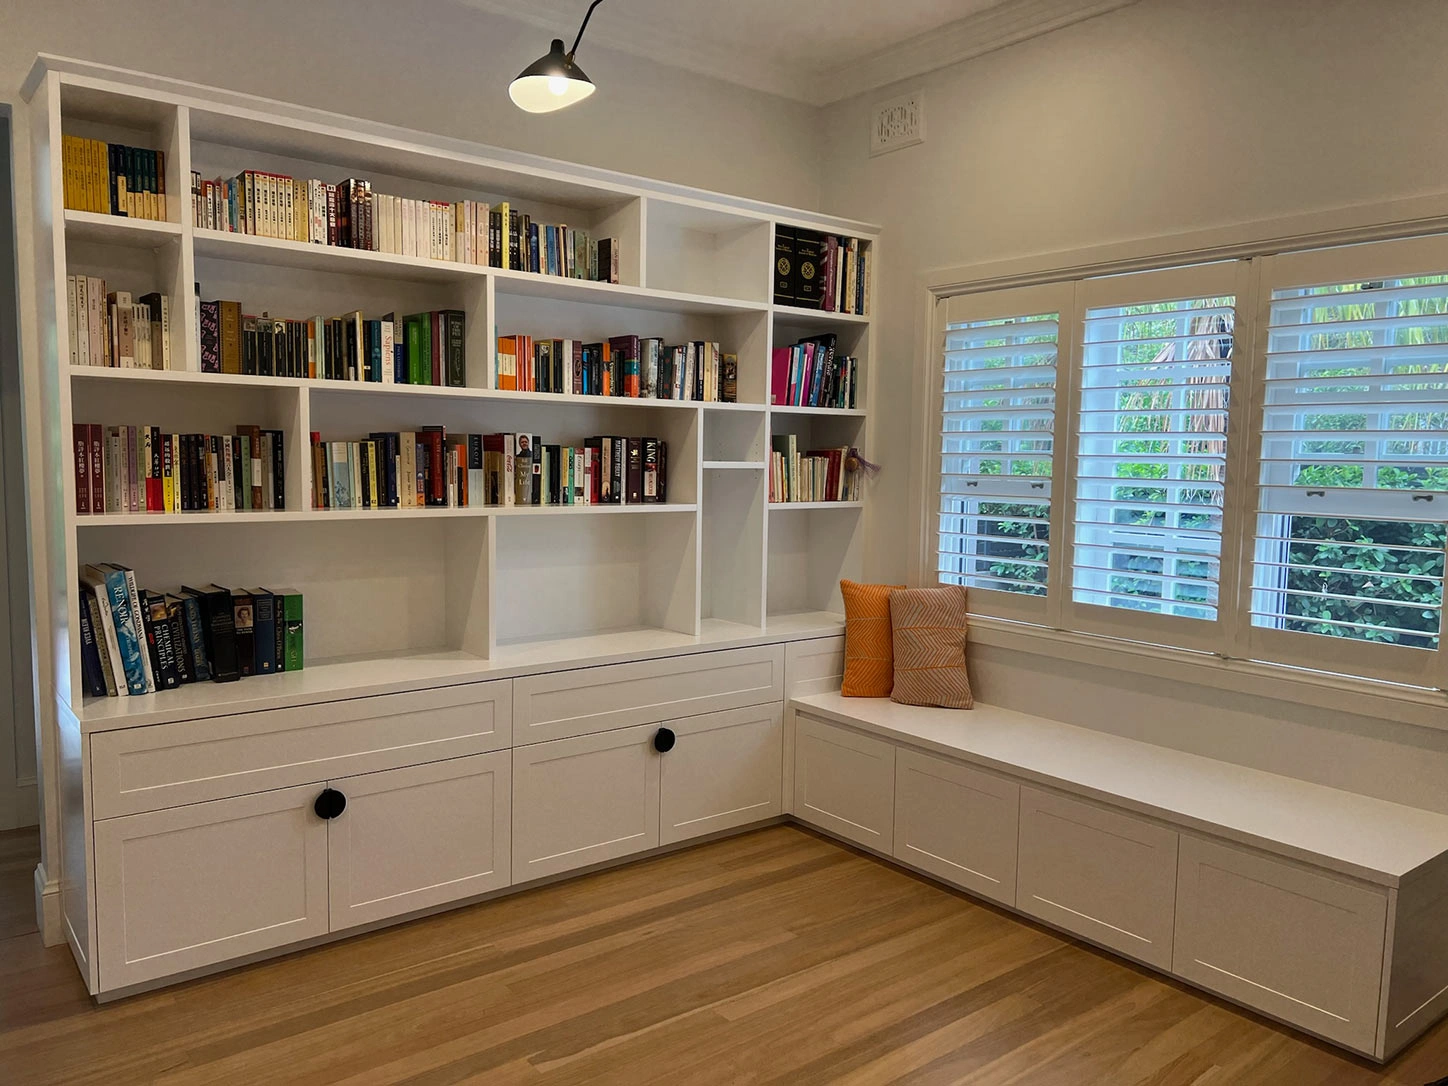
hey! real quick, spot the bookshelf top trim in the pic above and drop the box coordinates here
[73,614,845,733]
[28,54,881,239]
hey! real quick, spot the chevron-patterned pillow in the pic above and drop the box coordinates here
[888,585,974,709]
[841,580,904,697]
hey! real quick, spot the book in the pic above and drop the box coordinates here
[229,589,255,677]
[87,564,147,695]
[174,591,211,682]
[79,570,123,696]
[76,585,109,698]
[250,590,277,674]
[141,590,181,690]
[773,225,796,305]
[181,584,241,683]
[275,588,304,671]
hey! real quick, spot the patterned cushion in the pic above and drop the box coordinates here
[889,585,973,709]
[840,580,904,697]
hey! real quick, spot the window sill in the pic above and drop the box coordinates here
[966,615,1448,735]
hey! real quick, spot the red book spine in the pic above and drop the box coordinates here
[73,424,90,514]
[89,425,104,512]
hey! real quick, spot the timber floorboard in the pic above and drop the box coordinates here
[2,824,1448,1084]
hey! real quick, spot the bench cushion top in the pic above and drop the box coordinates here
[792,691,1448,886]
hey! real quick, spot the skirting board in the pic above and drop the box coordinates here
[34,861,63,946]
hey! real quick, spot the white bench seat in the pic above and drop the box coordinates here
[788,691,1448,1061]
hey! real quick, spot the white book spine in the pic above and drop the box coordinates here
[380,319,395,385]
[75,275,90,366]
[158,294,172,370]
[65,275,78,367]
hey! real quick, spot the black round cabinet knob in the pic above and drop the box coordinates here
[653,727,676,753]
[314,788,347,820]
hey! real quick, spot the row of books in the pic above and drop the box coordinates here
[769,440,859,503]
[78,565,303,698]
[773,227,871,315]
[310,431,668,509]
[495,335,737,402]
[61,137,168,220]
[189,171,620,283]
[72,424,286,515]
[64,278,172,369]
[770,334,858,409]
[199,301,466,385]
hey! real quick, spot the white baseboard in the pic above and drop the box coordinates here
[33,862,62,947]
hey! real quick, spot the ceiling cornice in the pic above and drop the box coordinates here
[460,0,1143,107]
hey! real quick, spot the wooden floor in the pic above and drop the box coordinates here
[3,825,1448,1085]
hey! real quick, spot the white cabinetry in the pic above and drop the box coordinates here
[660,704,783,845]
[793,714,895,852]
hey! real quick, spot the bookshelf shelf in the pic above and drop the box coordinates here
[31,57,876,718]
[64,208,184,246]
[768,501,864,511]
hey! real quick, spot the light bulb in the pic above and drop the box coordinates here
[548,76,570,96]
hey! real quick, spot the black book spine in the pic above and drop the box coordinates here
[773,225,795,304]
[233,592,254,677]
[206,593,240,682]
[269,429,286,510]
[794,228,822,309]
[274,593,286,671]
[626,438,643,504]
[167,604,192,684]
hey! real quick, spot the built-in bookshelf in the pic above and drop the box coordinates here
[26,57,878,723]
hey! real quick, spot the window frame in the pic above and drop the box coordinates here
[930,282,1078,627]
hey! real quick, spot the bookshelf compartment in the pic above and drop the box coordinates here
[645,200,770,304]
[75,518,484,663]
[702,469,765,628]
[767,505,863,619]
[492,513,699,646]
[65,233,190,372]
[58,86,186,227]
[705,411,767,464]
[769,316,868,414]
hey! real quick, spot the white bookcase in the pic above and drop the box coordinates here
[24,57,878,731]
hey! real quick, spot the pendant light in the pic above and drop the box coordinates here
[509,0,605,114]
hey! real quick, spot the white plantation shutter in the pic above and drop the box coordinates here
[935,284,1073,620]
[1248,238,1448,686]
[1067,263,1246,648]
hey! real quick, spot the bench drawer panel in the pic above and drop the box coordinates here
[794,713,895,853]
[784,637,844,698]
[1017,786,1177,969]
[514,644,784,744]
[91,681,512,818]
[1174,835,1387,1055]
[894,748,1018,907]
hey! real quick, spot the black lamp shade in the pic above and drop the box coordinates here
[509,38,596,113]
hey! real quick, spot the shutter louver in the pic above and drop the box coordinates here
[1251,273,1448,657]
[938,311,1058,599]
[1072,295,1234,620]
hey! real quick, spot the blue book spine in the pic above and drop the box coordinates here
[253,592,277,674]
[76,590,108,698]
[104,570,148,695]
[180,593,211,682]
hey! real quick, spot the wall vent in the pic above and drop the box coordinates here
[871,91,924,156]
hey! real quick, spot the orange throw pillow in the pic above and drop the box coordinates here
[841,580,904,697]
[889,585,974,709]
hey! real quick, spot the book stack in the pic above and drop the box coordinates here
[769,439,859,503]
[189,170,620,283]
[310,431,667,509]
[197,303,465,386]
[78,565,303,698]
[64,279,172,369]
[73,423,286,515]
[62,136,167,219]
[495,334,736,402]
[773,227,871,315]
[770,333,858,409]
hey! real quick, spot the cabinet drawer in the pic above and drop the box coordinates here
[893,749,1018,907]
[784,636,845,697]
[328,752,512,931]
[793,713,895,853]
[1173,835,1387,1054]
[514,644,784,744]
[95,785,329,991]
[90,681,512,818]
[660,704,782,845]
[1017,786,1178,969]
[511,724,661,882]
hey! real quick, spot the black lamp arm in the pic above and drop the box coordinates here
[568,0,606,59]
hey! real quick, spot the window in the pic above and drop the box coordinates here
[935,284,1071,620]
[1249,239,1448,685]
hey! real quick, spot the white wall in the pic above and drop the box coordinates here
[818,0,1448,811]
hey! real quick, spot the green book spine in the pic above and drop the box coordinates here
[406,317,424,385]
[281,592,304,671]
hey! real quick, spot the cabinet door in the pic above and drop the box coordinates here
[793,713,895,853]
[893,748,1019,907]
[94,785,329,991]
[1017,786,1178,969]
[328,752,512,931]
[660,704,782,846]
[1174,835,1387,1055]
[512,724,660,882]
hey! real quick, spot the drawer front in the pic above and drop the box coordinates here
[1174,835,1387,1055]
[94,785,329,991]
[328,752,512,931]
[784,636,845,698]
[91,681,513,818]
[793,713,895,853]
[513,644,784,744]
[511,724,661,882]
[1017,786,1178,969]
[893,748,1019,907]
[660,704,783,846]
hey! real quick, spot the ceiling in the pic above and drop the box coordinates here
[461,0,1139,105]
